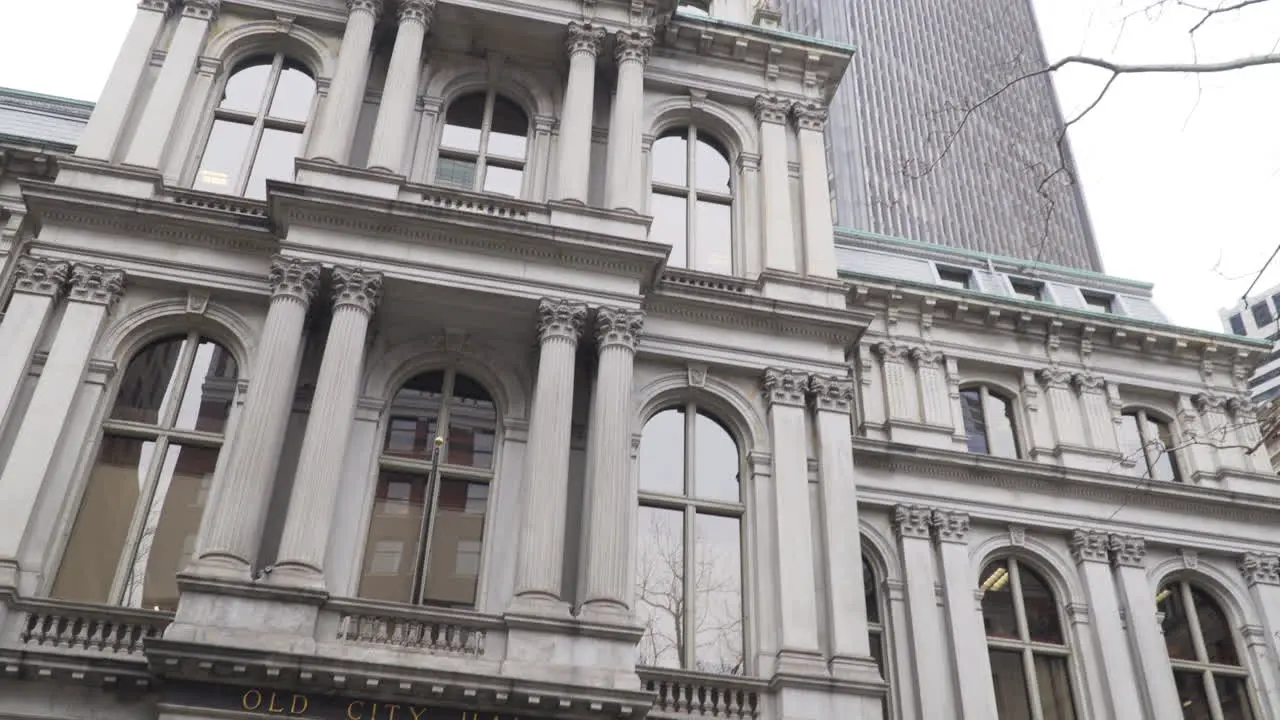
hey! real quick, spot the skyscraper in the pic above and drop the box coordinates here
[781,0,1104,271]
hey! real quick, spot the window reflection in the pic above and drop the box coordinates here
[960,385,1020,459]
[863,555,891,720]
[1159,581,1256,720]
[1123,409,1182,482]
[651,126,734,274]
[435,91,528,197]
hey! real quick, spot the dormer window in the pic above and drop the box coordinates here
[1081,290,1114,314]
[936,265,972,290]
[1009,277,1044,302]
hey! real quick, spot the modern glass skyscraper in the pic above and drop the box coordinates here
[781,0,1105,271]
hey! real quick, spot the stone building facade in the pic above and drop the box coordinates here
[0,1,1278,720]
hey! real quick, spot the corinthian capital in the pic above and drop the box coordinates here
[537,298,588,343]
[12,256,71,298]
[347,0,384,18]
[872,341,910,364]
[1036,366,1073,390]
[930,510,970,544]
[1194,392,1227,414]
[809,374,854,413]
[892,505,931,540]
[181,0,219,20]
[908,346,943,368]
[396,0,435,26]
[595,307,644,350]
[1072,372,1105,394]
[567,22,606,58]
[137,0,174,13]
[268,256,322,305]
[762,368,809,408]
[614,29,653,65]
[1107,534,1146,569]
[791,100,828,131]
[1240,552,1280,587]
[331,267,383,315]
[68,264,126,307]
[1069,530,1108,564]
[753,94,790,125]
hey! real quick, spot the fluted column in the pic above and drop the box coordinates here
[272,268,383,587]
[579,307,644,620]
[0,265,125,578]
[1073,372,1118,451]
[603,30,651,212]
[76,0,173,161]
[367,0,434,174]
[195,257,320,577]
[1240,553,1280,716]
[910,346,950,427]
[1109,534,1182,720]
[933,510,998,719]
[755,94,796,273]
[511,298,587,612]
[555,22,606,204]
[892,505,949,720]
[310,0,383,164]
[873,341,917,422]
[124,0,219,169]
[0,257,71,436]
[1069,530,1144,719]
[1038,366,1084,446]
[792,101,836,278]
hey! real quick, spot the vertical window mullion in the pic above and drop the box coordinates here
[1008,560,1048,719]
[235,53,281,196]
[110,434,172,606]
[415,367,456,603]
[475,91,496,192]
[682,402,697,668]
[686,127,698,269]
[157,331,201,429]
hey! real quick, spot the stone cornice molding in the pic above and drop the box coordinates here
[595,306,644,351]
[331,267,383,315]
[908,346,943,368]
[929,509,969,544]
[791,100,828,131]
[892,504,931,540]
[753,94,790,125]
[614,29,653,65]
[567,22,607,58]
[1036,366,1073,390]
[182,0,219,21]
[12,256,71,298]
[268,257,322,305]
[1072,372,1105,394]
[68,265,126,308]
[396,0,435,27]
[1240,552,1280,586]
[1069,529,1108,564]
[762,367,810,408]
[1107,534,1145,569]
[808,374,854,414]
[537,298,588,344]
[347,0,383,19]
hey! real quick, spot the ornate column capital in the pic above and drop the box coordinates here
[930,510,970,544]
[12,256,71,298]
[1107,534,1146,569]
[909,346,943,368]
[1072,372,1105,394]
[1240,552,1280,587]
[396,0,435,26]
[1227,394,1257,419]
[808,374,854,413]
[892,504,932,540]
[331,267,383,315]
[1069,529,1109,564]
[1194,392,1227,414]
[68,264,126,307]
[567,22,606,58]
[347,0,384,17]
[614,29,653,65]
[537,298,588,343]
[595,307,644,350]
[181,0,220,21]
[753,94,790,125]
[138,0,174,13]
[872,341,910,364]
[268,256,323,305]
[791,100,828,131]
[1036,366,1073,390]
[762,368,810,408]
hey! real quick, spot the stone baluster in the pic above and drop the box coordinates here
[892,505,949,719]
[1240,553,1280,716]
[755,94,796,273]
[510,298,587,613]
[194,257,321,578]
[0,257,71,435]
[272,268,383,587]
[1069,530,1144,719]
[367,0,435,174]
[1108,534,1182,720]
[603,30,651,213]
[1037,366,1084,446]
[792,100,836,278]
[309,0,383,164]
[554,23,606,204]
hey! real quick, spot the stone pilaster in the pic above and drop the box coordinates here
[272,267,383,588]
[367,0,434,174]
[1073,372,1117,451]
[1228,396,1273,474]
[1037,366,1084,446]
[892,505,949,719]
[310,0,384,164]
[931,510,997,719]
[555,22,606,204]
[0,257,71,436]
[579,307,643,621]
[755,94,796,273]
[909,346,949,427]
[1240,552,1280,715]
[1108,534,1182,719]
[603,30,651,212]
[1069,530,1144,719]
[791,100,836,278]
[511,298,587,613]
[873,341,917,422]
[195,257,320,578]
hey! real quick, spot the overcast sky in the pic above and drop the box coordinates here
[1,0,1277,333]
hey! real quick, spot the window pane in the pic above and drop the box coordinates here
[446,374,497,469]
[51,437,157,604]
[193,120,252,194]
[1118,414,1144,469]
[693,412,738,501]
[244,127,303,200]
[111,336,187,425]
[990,649,1034,719]
[636,506,684,668]
[441,93,486,152]
[1216,675,1256,720]
[1033,654,1077,720]
[358,470,427,603]
[651,192,688,268]
[487,95,528,160]
[960,388,988,454]
[652,133,688,186]
[693,513,743,675]
[219,59,273,113]
[1017,565,1064,645]
[267,61,315,122]
[1159,584,1199,662]
[482,165,523,197]
[1173,670,1211,719]
[421,479,488,607]
[1191,586,1240,666]
[175,340,238,434]
[984,392,1020,459]
[694,199,732,274]
[981,560,1018,639]
[639,409,685,495]
[384,371,445,460]
[1151,419,1181,482]
[863,558,880,624]
[435,156,478,190]
[122,444,218,611]
[694,135,731,193]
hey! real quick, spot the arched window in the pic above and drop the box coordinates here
[864,555,891,720]
[1119,409,1181,482]
[51,333,238,611]
[1158,581,1257,719]
[636,404,745,675]
[357,368,497,609]
[980,558,1078,720]
[434,90,528,197]
[650,127,734,274]
[193,53,316,200]
[960,384,1020,458]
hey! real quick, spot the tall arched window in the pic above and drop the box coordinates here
[52,333,238,611]
[357,368,497,608]
[1119,409,1181,482]
[650,127,734,275]
[1158,581,1257,719]
[960,384,1020,458]
[636,403,745,675]
[193,53,316,200]
[864,555,891,720]
[980,558,1078,720]
[434,91,528,197]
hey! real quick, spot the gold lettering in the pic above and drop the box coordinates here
[268,693,286,714]
[243,690,264,712]
[385,704,400,720]
[409,707,428,720]
[291,695,309,715]
[348,701,366,720]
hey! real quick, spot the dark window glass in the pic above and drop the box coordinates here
[1081,291,1113,313]
[960,388,988,454]
[1252,302,1274,329]
[937,266,971,290]
[1229,313,1246,336]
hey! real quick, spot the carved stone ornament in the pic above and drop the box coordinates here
[687,363,708,388]
[1036,366,1073,390]
[892,505,932,540]
[872,341,910,364]
[1227,394,1256,420]
[929,510,969,544]
[809,374,855,413]
[1072,372,1105,394]
[595,306,644,350]
[68,264,126,307]
[762,368,810,408]
[1069,530,1109,564]
[1240,552,1280,586]
[1106,534,1146,569]
[753,94,790,125]
[908,346,943,368]
[397,0,435,26]
[137,0,173,13]
[791,100,828,131]
[268,257,322,304]
[12,256,71,298]
[614,29,653,65]
[536,298,588,342]
[331,267,384,315]
[1194,392,1227,414]
[567,22,606,58]
[181,0,220,21]
[347,0,384,18]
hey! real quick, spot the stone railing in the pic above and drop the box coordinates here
[329,599,502,658]
[11,599,172,656]
[638,667,766,719]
